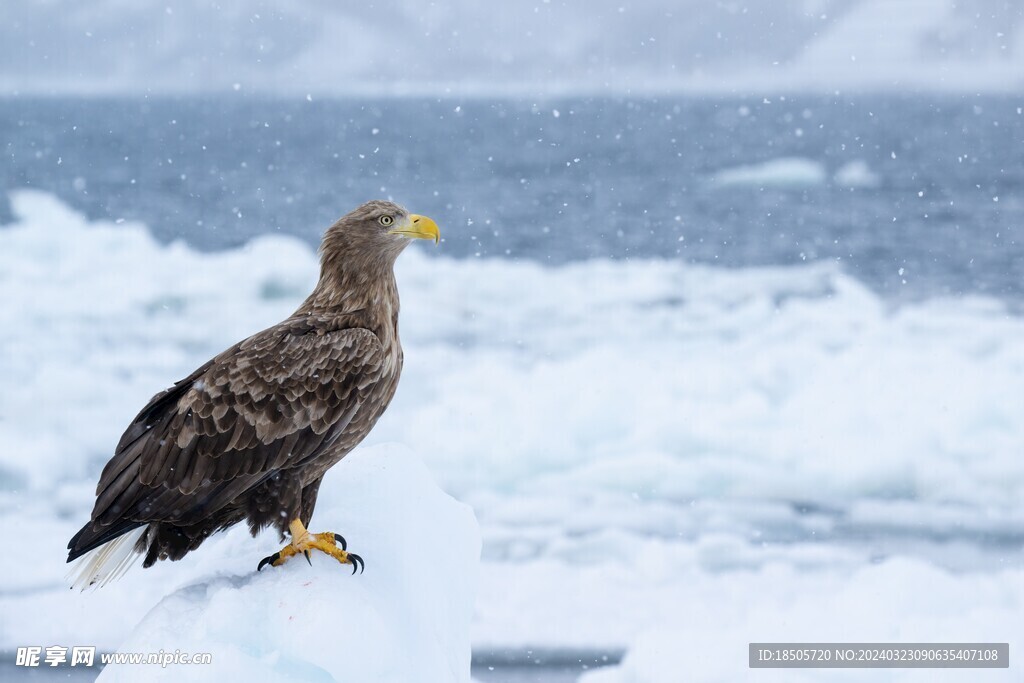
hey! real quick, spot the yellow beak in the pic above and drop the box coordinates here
[390,214,440,245]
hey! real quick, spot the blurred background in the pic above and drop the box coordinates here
[0,1,1022,681]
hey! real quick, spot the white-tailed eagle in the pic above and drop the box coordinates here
[67,201,439,588]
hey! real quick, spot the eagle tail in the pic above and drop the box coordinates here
[67,525,148,591]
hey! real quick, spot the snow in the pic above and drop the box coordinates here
[580,559,1023,682]
[709,158,827,188]
[94,444,480,682]
[0,192,1021,670]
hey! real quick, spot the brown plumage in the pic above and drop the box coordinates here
[67,200,439,583]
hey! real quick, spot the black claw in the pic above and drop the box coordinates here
[304,549,312,566]
[334,533,347,551]
[348,553,364,575]
[257,552,280,572]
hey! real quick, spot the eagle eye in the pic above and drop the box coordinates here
[378,215,394,227]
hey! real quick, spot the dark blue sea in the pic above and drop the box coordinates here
[1,95,1022,302]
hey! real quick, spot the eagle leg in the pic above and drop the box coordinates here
[257,519,364,574]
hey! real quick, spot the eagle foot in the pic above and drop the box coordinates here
[257,519,364,574]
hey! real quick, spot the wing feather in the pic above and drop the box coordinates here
[70,317,386,560]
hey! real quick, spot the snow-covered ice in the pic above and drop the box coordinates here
[0,192,1021,676]
[709,158,827,188]
[94,445,479,682]
[711,158,882,191]
[833,160,881,188]
[576,557,1023,682]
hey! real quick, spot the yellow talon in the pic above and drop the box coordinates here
[257,519,364,574]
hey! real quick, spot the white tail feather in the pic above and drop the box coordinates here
[67,526,148,591]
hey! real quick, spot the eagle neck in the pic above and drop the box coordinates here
[297,258,400,341]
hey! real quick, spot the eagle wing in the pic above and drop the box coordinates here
[68,317,385,559]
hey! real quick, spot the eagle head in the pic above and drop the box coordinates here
[322,200,439,261]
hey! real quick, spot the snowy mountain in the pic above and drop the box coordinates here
[1,0,1021,94]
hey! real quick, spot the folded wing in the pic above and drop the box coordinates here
[67,316,385,560]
